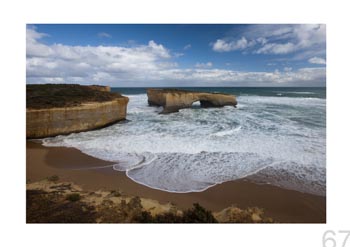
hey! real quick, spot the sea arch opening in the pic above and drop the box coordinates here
[191,99,216,109]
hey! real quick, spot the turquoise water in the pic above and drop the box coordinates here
[44,87,326,196]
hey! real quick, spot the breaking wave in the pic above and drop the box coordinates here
[43,93,326,195]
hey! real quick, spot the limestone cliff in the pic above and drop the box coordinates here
[147,88,237,113]
[26,84,128,138]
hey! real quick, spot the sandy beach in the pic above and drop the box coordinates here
[26,141,326,223]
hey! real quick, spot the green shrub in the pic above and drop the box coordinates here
[132,203,217,223]
[182,203,218,223]
[109,190,121,197]
[134,211,155,223]
[65,193,81,202]
[27,190,96,223]
[153,212,183,223]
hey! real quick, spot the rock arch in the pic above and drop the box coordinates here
[147,89,237,113]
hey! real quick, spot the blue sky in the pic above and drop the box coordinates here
[26,24,326,87]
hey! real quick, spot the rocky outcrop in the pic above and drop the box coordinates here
[26,84,128,138]
[147,89,237,113]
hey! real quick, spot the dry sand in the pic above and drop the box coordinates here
[26,141,326,223]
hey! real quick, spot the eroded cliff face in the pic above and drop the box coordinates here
[26,84,129,138]
[27,97,128,138]
[147,89,237,113]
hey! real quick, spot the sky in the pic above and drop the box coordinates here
[26,24,326,87]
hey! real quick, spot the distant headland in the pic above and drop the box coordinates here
[26,84,129,138]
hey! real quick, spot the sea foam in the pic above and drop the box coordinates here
[43,93,326,195]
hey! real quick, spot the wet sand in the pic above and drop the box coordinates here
[26,141,326,223]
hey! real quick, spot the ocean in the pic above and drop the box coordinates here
[43,87,326,196]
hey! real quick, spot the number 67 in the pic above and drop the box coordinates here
[323,230,350,247]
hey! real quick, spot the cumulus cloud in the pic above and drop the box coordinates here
[212,37,251,52]
[211,24,326,59]
[308,56,326,65]
[195,62,213,68]
[26,26,326,86]
[98,32,112,38]
[27,27,172,84]
[255,42,297,54]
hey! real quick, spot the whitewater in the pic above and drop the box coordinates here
[42,89,326,196]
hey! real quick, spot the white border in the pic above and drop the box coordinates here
[1,0,350,246]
